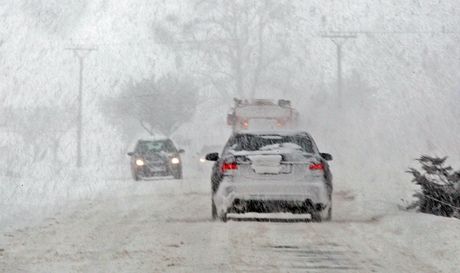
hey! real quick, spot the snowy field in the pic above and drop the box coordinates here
[1,170,459,273]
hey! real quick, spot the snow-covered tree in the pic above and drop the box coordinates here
[408,156,460,218]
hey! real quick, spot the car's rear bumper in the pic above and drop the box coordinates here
[213,178,331,215]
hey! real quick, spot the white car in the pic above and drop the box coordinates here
[206,130,333,222]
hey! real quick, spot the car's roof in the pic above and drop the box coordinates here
[234,129,309,136]
[138,138,171,142]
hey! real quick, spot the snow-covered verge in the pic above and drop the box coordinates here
[1,176,459,273]
[0,164,130,232]
[376,212,460,273]
[327,169,460,272]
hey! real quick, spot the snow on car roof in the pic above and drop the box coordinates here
[234,129,309,136]
[138,137,169,142]
[128,134,174,151]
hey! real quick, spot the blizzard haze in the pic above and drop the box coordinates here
[1,1,460,273]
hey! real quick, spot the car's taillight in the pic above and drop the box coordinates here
[240,119,249,129]
[276,118,286,128]
[221,162,238,172]
[309,163,324,171]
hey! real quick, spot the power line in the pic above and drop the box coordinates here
[65,46,97,168]
[28,29,459,50]
[330,30,459,35]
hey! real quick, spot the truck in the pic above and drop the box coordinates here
[227,98,299,132]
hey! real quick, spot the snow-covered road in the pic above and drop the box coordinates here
[1,176,458,273]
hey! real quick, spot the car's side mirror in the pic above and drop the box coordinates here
[320,153,333,161]
[127,152,134,156]
[178,149,185,154]
[205,152,219,161]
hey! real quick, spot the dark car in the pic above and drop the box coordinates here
[206,130,333,222]
[127,138,184,180]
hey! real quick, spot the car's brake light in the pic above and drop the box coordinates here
[221,162,238,172]
[309,163,324,171]
[276,118,286,127]
[242,119,249,129]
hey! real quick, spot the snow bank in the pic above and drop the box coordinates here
[377,212,460,273]
[0,163,130,231]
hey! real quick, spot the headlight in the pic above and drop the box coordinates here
[171,157,180,164]
[135,159,145,166]
[200,158,206,163]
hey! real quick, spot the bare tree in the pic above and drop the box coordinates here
[153,0,298,98]
[0,105,76,176]
[102,74,198,138]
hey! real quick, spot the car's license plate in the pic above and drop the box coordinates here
[279,164,291,174]
[252,164,291,174]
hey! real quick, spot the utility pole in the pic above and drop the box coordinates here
[321,33,357,107]
[65,46,97,168]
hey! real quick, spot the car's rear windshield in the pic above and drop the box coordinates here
[137,140,176,153]
[230,134,314,153]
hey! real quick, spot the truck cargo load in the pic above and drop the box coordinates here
[227,98,299,132]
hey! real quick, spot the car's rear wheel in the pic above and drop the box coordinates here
[220,212,228,222]
[211,199,217,220]
[310,211,322,222]
[323,205,332,221]
[311,205,331,222]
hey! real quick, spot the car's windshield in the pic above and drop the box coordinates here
[137,140,176,153]
[230,134,314,153]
